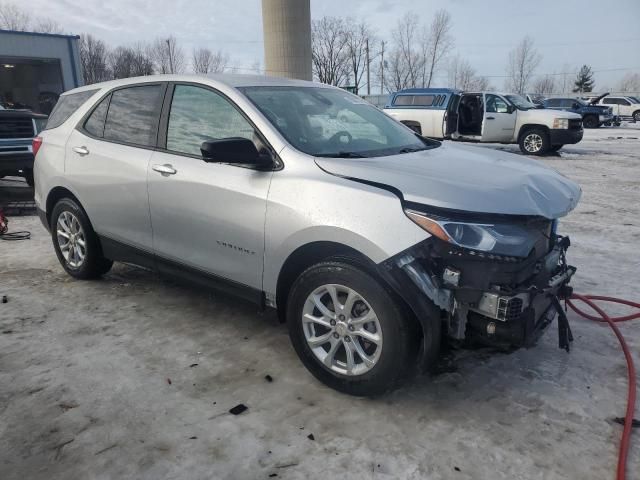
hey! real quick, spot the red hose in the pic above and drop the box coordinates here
[566,294,640,480]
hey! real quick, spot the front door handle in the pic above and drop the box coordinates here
[486,116,495,120]
[152,164,177,176]
[73,146,89,156]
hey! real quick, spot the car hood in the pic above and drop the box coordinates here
[527,108,582,120]
[315,143,581,219]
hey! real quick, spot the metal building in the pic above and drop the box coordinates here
[0,29,83,115]
[261,0,312,80]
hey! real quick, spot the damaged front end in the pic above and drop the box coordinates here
[378,205,576,367]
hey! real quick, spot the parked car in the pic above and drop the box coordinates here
[597,95,640,122]
[383,88,583,155]
[33,75,579,396]
[542,97,613,128]
[0,109,48,185]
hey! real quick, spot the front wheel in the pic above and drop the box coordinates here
[583,115,598,128]
[633,111,640,122]
[51,198,113,279]
[286,259,420,396]
[519,128,549,155]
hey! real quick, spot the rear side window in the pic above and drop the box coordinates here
[602,98,614,104]
[84,95,110,138]
[45,89,98,130]
[103,85,163,147]
[545,99,560,107]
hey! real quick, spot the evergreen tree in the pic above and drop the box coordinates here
[573,65,595,93]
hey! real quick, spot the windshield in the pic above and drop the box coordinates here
[240,86,436,158]
[505,94,537,110]
[628,96,640,103]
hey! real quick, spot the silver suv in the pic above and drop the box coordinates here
[34,74,580,396]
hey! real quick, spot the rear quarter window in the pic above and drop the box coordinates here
[45,89,98,130]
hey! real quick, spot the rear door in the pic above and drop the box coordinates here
[147,83,273,293]
[443,93,460,137]
[481,93,515,142]
[65,83,166,252]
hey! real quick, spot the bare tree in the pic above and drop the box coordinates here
[311,16,350,86]
[344,18,373,93]
[192,48,229,74]
[150,36,185,74]
[385,12,425,91]
[80,34,110,84]
[532,75,556,95]
[616,72,640,92]
[109,44,153,79]
[423,9,453,87]
[505,36,542,94]
[448,55,490,91]
[250,60,262,74]
[33,18,63,34]
[0,1,30,30]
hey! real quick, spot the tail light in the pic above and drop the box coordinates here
[32,136,43,157]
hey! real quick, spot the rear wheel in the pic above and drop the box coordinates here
[51,198,113,279]
[286,259,420,396]
[583,115,598,128]
[519,128,549,155]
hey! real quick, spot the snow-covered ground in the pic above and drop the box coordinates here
[0,124,638,479]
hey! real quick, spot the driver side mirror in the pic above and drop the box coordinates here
[572,102,580,109]
[201,138,272,167]
[507,104,515,114]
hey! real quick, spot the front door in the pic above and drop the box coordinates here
[64,83,166,251]
[481,93,516,142]
[147,84,273,292]
[444,93,460,138]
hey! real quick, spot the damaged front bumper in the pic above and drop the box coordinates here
[378,232,575,355]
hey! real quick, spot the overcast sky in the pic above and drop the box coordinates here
[28,0,640,89]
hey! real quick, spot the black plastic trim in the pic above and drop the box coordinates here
[98,234,264,307]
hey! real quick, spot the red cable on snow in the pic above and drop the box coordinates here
[566,294,640,480]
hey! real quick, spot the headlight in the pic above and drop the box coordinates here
[552,118,568,129]
[405,209,541,258]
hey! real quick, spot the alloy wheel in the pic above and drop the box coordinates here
[302,284,383,376]
[523,133,543,153]
[56,211,86,268]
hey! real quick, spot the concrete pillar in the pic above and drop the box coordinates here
[261,0,312,80]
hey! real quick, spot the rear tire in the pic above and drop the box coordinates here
[286,259,420,396]
[519,128,549,155]
[583,115,598,128]
[51,198,113,279]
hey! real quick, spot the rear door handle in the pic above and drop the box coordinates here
[486,116,495,120]
[72,146,89,156]
[152,164,177,175]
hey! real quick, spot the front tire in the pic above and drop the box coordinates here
[51,198,113,279]
[633,110,640,122]
[519,128,549,155]
[286,259,419,396]
[583,115,598,128]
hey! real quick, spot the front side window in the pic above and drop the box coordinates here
[45,89,98,130]
[166,85,254,156]
[103,85,163,147]
[485,94,509,113]
[504,94,536,111]
[241,86,434,158]
[545,98,560,107]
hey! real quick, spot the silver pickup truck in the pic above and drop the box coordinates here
[384,88,584,155]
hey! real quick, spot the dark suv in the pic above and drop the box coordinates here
[542,97,613,128]
[0,108,48,186]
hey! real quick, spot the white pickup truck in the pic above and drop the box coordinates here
[384,88,584,155]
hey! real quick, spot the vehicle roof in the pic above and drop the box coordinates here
[62,74,323,96]
[394,88,461,95]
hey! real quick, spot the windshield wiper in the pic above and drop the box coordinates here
[317,151,368,158]
[398,147,427,154]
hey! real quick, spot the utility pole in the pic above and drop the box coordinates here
[365,38,370,96]
[380,40,385,95]
[166,38,173,74]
